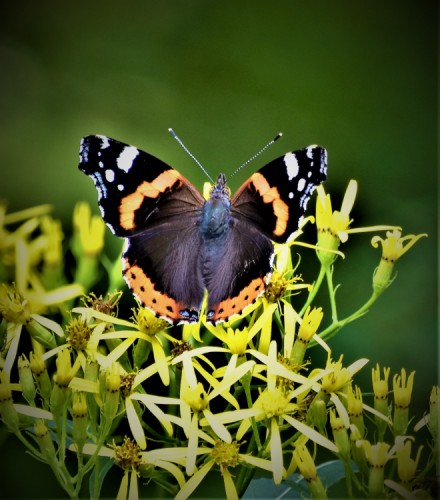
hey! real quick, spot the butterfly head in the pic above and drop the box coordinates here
[209,173,231,201]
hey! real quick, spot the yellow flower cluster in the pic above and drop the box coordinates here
[0,184,434,500]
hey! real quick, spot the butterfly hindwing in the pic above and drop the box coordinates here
[203,219,274,323]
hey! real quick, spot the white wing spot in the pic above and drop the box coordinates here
[288,192,294,199]
[117,184,124,191]
[98,161,104,168]
[79,139,88,162]
[93,172,107,198]
[297,178,306,192]
[307,170,312,178]
[306,146,316,159]
[105,169,115,182]
[284,152,300,179]
[117,146,139,172]
[97,135,110,149]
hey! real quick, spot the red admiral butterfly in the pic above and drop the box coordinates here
[79,134,327,324]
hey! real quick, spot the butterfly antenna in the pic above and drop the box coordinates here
[168,128,214,182]
[229,132,283,178]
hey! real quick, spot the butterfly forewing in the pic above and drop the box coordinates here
[232,145,327,243]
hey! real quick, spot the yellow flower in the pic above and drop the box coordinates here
[72,202,105,257]
[175,438,273,500]
[38,215,64,267]
[172,349,256,475]
[73,306,173,386]
[71,437,186,499]
[237,341,338,484]
[0,203,52,257]
[359,440,394,467]
[316,181,398,267]
[393,369,415,409]
[395,437,423,484]
[321,355,353,393]
[393,368,415,435]
[292,442,327,498]
[289,306,324,365]
[0,283,68,373]
[358,440,395,497]
[372,230,427,292]
[372,363,390,400]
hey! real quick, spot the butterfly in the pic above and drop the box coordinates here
[79,134,327,324]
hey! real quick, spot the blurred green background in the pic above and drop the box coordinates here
[0,1,437,497]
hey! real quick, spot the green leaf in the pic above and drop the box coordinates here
[242,476,309,499]
[243,461,358,499]
[89,456,115,499]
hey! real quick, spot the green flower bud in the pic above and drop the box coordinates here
[350,426,368,475]
[72,392,88,453]
[293,443,327,498]
[133,339,151,369]
[103,363,121,423]
[372,364,390,440]
[358,441,392,498]
[429,386,439,440]
[26,318,56,350]
[0,372,19,433]
[50,349,74,418]
[34,419,56,461]
[393,369,415,436]
[308,393,328,434]
[84,361,99,433]
[18,354,36,404]
[29,352,52,408]
[348,386,364,437]
[330,409,350,460]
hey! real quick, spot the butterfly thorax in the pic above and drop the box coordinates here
[200,173,231,239]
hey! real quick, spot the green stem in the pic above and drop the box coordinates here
[343,461,353,497]
[325,266,338,322]
[311,290,380,345]
[299,265,327,316]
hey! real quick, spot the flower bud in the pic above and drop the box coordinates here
[393,369,415,436]
[84,361,99,433]
[358,441,392,498]
[350,426,368,475]
[50,349,75,419]
[372,364,390,440]
[133,339,151,369]
[29,351,52,408]
[0,372,19,433]
[429,386,439,440]
[103,363,121,423]
[34,419,56,461]
[72,392,88,453]
[330,409,350,460]
[307,392,328,434]
[26,318,56,350]
[348,386,364,437]
[291,307,323,365]
[18,354,36,404]
[395,438,423,484]
[293,443,327,498]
